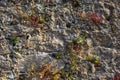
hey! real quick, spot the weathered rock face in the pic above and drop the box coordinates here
[18,53,64,72]
[0,0,120,79]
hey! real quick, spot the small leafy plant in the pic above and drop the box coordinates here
[69,35,87,54]
[39,15,45,24]
[85,55,101,66]
[112,72,120,80]
[74,35,86,44]
[19,63,61,80]
[51,53,63,59]
[11,36,18,46]
[59,50,79,79]
[88,13,102,23]
[78,11,87,20]
[72,0,80,7]
[29,14,46,29]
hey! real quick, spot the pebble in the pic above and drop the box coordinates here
[51,12,55,22]
[104,8,111,17]
[83,68,88,75]
[14,52,23,59]
[91,64,96,73]
[86,38,93,47]
[0,56,6,60]
[7,72,14,79]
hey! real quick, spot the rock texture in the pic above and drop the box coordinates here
[0,0,120,79]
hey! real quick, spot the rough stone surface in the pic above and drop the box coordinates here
[0,0,120,79]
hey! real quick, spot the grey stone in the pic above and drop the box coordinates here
[18,53,65,72]
[0,0,119,79]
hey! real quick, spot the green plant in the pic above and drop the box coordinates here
[52,74,60,80]
[39,15,45,24]
[69,35,86,54]
[59,51,79,79]
[69,51,78,70]
[74,35,87,44]
[21,63,61,80]
[11,36,18,46]
[85,55,100,64]
[51,53,63,59]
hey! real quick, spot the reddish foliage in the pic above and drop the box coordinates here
[29,15,38,25]
[88,13,102,23]
[36,24,42,28]
[31,15,37,20]
[112,72,120,80]
[29,19,35,25]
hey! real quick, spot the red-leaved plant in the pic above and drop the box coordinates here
[112,72,120,80]
[88,13,102,23]
[29,15,38,25]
